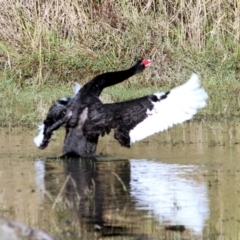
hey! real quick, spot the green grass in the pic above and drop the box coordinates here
[0,0,240,127]
[1,72,239,128]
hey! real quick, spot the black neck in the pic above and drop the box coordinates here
[82,64,139,96]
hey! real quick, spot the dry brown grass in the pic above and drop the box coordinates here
[0,0,239,84]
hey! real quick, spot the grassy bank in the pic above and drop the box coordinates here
[0,0,240,127]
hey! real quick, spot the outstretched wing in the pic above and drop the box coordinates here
[107,73,208,146]
[34,83,81,148]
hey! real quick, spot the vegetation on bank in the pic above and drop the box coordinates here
[0,0,240,127]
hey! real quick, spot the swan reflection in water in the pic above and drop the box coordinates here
[130,159,209,235]
[34,158,209,236]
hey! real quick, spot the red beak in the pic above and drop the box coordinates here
[141,59,151,67]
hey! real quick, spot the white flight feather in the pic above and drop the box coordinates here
[73,82,81,95]
[129,73,208,144]
[33,83,81,148]
[33,123,45,147]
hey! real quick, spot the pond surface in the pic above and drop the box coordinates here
[1,121,240,239]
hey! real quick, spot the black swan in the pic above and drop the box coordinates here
[34,70,208,158]
[34,59,151,152]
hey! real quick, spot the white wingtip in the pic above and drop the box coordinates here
[130,73,208,144]
[33,123,45,147]
[73,83,81,95]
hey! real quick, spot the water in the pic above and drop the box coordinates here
[1,121,240,239]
